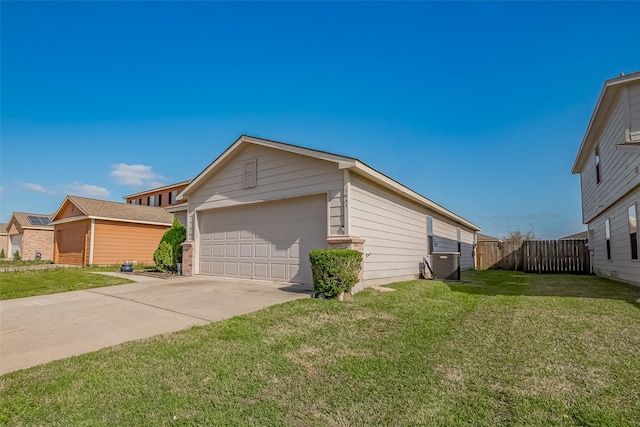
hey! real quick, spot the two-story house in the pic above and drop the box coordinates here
[124,180,191,226]
[572,71,640,285]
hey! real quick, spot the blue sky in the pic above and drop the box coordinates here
[1,1,639,239]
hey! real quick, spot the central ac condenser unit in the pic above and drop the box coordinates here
[431,252,460,281]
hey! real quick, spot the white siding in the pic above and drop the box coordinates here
[588,186,640,285]
[350,173,476,286]
[581,91,640,223]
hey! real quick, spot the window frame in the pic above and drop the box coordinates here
[244,159,257,189]
[595,145,601,184]
[629,204,638,260]
[605,218,611,260]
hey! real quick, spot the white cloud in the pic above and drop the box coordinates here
[110,163,166,187]
[65,182,111,198]
[22,182,51,194]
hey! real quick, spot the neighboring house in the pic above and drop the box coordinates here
[50,196,174,266]
[572,71,640,285]
[124,180,191,227]
[124,180,191,207]
[559,231,588,240]
[0,223,9,258]
[177,135,481,290]
[477,233,503,243]
[5,212,54,260]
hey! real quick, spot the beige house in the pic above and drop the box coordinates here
[5,212,54,260]
[50,196,174,266]
[177,135,481,290]
[572,71,640,285]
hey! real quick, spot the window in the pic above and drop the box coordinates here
[244,159,257,188]
[138,198,142,205]
[147,195,161,207]
[629,204,638,260]
[427,216,433,255]
[605,218,611,260]
[595,145,601,184]
[169,190,178,205]
[456,227,461,253]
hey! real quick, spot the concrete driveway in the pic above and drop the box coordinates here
[0,275,312,375]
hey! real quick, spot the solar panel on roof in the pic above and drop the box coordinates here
[27,216,51,225]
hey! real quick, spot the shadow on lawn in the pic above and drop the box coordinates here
[448,270,640,306]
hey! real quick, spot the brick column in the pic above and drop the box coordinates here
[181,241,194,276]
[326,236,366,295]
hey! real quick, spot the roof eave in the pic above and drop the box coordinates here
[349,161,482,231]
[177,134,357,201]
[572,71,640,174]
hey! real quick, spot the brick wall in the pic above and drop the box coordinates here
[0,234,8,258]
[22,229,54,261]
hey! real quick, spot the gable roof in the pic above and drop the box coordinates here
[0,223,8,234]
[477,233,502,242]
[559,231,588,240]
[122,179,193,200]
[179,134,481,231]
[572,71,640,174]
[51,196,174,226]
[8,212,54,231]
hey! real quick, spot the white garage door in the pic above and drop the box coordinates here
[199,195,327,284]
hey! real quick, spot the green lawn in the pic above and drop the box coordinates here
[0,268,134,300]
[0,259,53,267]
[1,271,639,426]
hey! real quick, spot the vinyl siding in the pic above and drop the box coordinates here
[188,144,344,239]
[92,220,168,265]
[56,200,85,220]
[630,84,640,136]
[587,186,640,284]
[350,173,475,285]
[581,91,640,223]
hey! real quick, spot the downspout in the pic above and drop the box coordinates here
[343,169,351,235]
[89,219,95,266]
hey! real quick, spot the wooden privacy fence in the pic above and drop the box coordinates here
[476,239,590,274]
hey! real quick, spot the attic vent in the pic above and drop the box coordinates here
[244,159,257,188]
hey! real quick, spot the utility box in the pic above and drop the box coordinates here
[431,252,460,281]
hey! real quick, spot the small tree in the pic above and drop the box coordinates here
[153,218,186,272]
[13,250,21,261]
[503,229,536,245]
[0,248,5,259]
[309,249,362,300]
[153,242,174,272]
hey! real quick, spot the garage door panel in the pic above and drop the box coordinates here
[239,244,252,257]
[199,195,326,284]
[255,244,269,258]
[213,261,224,274]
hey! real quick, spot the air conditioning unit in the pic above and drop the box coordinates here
[431,252,460,281]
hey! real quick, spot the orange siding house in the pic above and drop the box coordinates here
[51,196,174,266]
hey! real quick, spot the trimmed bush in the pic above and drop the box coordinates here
[0,249,5,259]
[13,250,21,262]
[153,241,174,272]
[309,249,362,299]
[153,217,186,271]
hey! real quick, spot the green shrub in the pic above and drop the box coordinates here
[309,249,363,299]
[153,241,174,272]
[0,249,5,258]
[154,217,186,271]
[13,250,21,262]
